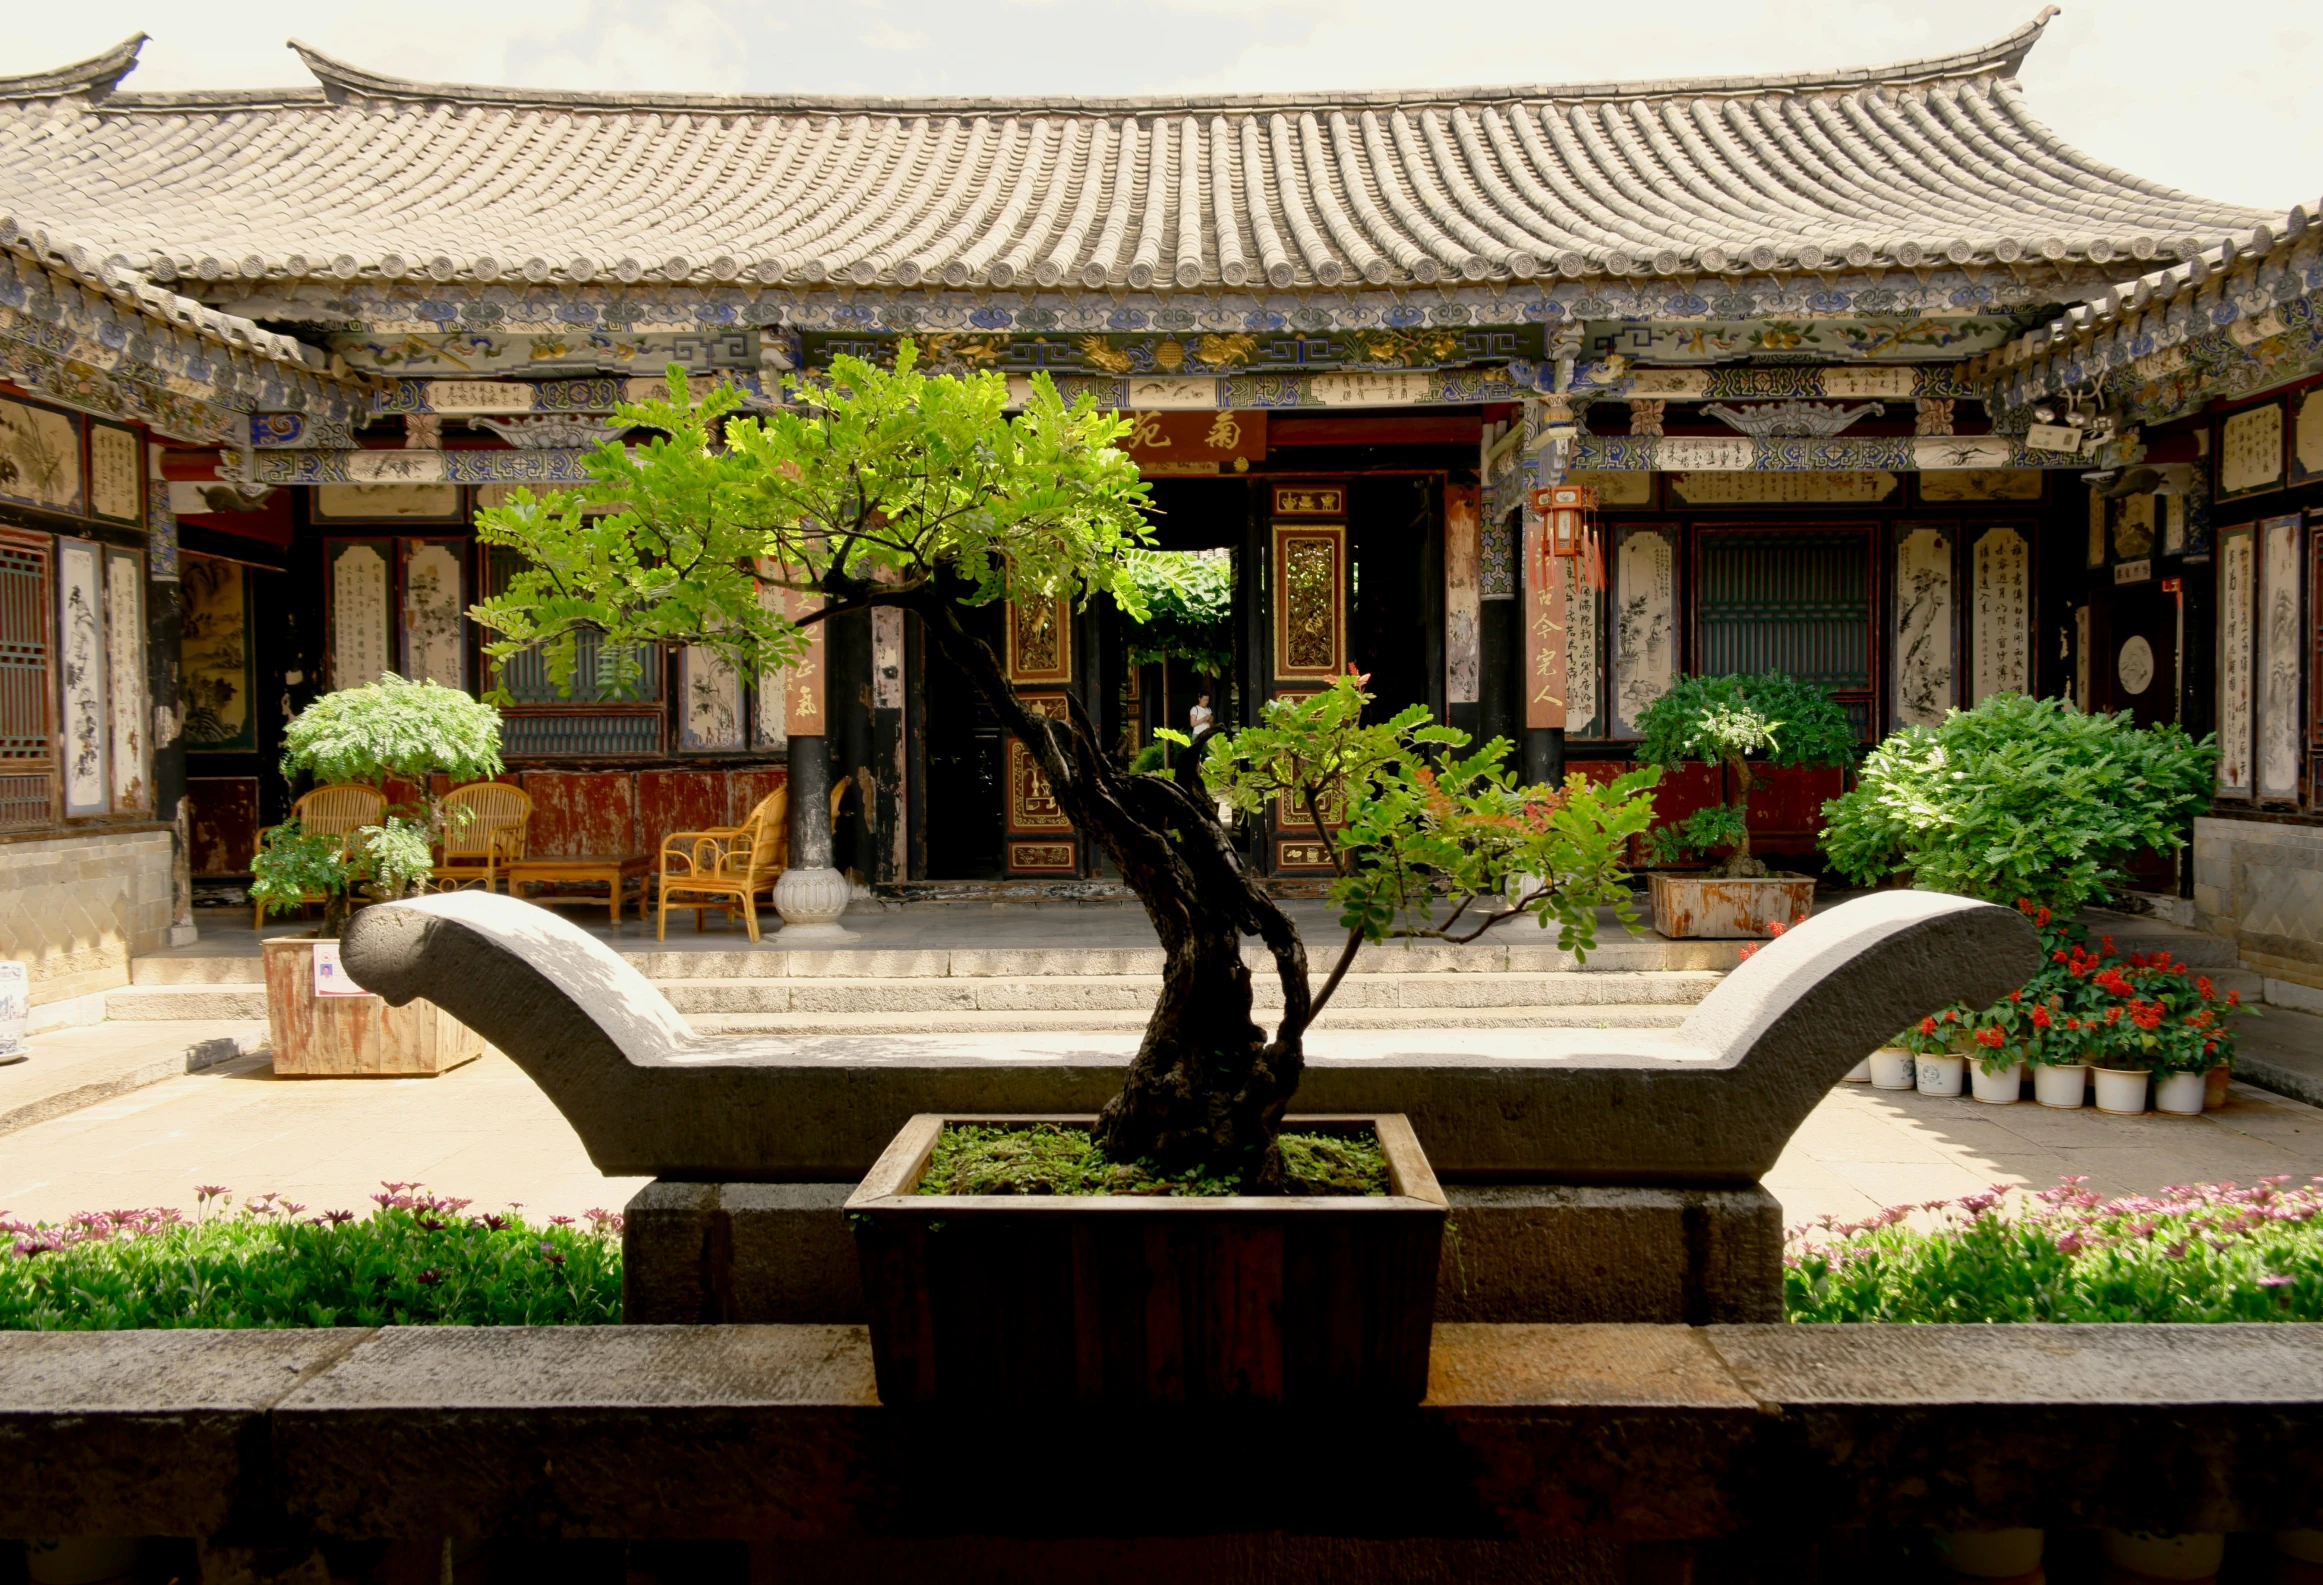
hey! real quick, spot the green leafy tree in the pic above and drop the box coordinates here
[1121,549,1235,676]
[1632,672,1857,877]
[1818,693,2217,915]
[471,354,1653,1186]
[1205,673,1657,1016]
[254,675,506,937]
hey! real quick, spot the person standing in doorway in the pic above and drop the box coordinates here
[1188,691,1214,738]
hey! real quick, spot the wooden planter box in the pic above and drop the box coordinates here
[262,938,485,1077]
[1649,872,1816,939]
[847,1113,1446,1407]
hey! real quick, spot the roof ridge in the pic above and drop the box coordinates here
[0,33,147,101]
[275,12,2059,117]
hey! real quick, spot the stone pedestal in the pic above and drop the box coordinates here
[622,1178,1781,1326]
[777,734,857,941]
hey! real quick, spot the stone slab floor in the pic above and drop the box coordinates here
[4,1023,2321,1231]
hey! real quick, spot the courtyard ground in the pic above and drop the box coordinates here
[4,1008,2320,1231]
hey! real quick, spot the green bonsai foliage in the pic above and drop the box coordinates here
[249,817,437,937]
[256,675,507,936]
[1205,673,1657,1011]
[1120,548,1234,677]
[1632,673,1856,877]
[1818,693,2217,916]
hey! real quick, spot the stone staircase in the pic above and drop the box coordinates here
[106,937,1735,1035]
[102,908,2268,1038]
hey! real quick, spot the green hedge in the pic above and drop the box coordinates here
[1786,1177,2323,1322]
[1,1188,621,1329]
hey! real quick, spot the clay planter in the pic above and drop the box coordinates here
[1649,872,1814,939]
[847,1112,1446,1407]
[262,938,485,1077]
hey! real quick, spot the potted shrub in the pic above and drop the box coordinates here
[474,357,1657,1401]
[1633,672,1855,939]
[253,674,504,1077]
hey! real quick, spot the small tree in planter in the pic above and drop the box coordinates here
[1630,672,1855,939]
[253,676,504,1078]
[251,674,506,938]
[472,356,1653,1185]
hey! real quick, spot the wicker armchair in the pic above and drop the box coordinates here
[433,782,533,893]
[657,787,789,942]
[251,783,389,930]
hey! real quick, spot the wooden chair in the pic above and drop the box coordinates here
[657,787,789,942]
[652,778,855,942]
[433,782,533,894]
[251,783,389,930]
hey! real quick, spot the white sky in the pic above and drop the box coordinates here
[4,1,2317,213]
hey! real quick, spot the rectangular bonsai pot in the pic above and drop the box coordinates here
[846,1113,1447,1407]
[1648,872,1815,939]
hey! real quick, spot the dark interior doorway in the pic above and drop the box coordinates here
[1347,476,1437,725]
[920,599,1005,879]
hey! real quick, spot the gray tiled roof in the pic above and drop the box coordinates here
[0,13,2269,295]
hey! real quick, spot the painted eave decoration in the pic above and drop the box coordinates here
[1972,199,2323,430]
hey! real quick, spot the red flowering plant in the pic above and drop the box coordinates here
[1893,1004,1974,1060]
[1900,900,2246,1077]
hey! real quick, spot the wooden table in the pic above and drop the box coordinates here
[503,855,652,926]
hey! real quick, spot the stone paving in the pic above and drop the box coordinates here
[4,1011,2319,1232]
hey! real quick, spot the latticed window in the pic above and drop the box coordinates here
[0,537,54,829]
[480,545,662,704]
[479,544,667,757]
[1695,528,1875,736]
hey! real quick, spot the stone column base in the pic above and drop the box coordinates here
[623,1179,1781,1326]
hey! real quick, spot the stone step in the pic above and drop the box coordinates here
[685,1003,1694,1036]
[654,970,1723,1016]
[127,936,1745,985]
[108,969,1721,1023]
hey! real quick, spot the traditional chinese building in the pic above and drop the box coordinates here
[0,12,2295,950]
[1971,206,2323,1009]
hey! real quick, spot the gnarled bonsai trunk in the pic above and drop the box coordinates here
[905,591,1312,1185]
[1720,752,1765,879]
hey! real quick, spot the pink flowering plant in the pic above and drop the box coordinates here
[1,1183,622,1328]
[1787,1175,2323,1322]
[1888,900,2244,1077]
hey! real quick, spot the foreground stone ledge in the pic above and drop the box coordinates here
[2,1324,2320,1545]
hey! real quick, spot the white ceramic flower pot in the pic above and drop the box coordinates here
[2034,1062,2088,1109]
[1970,1061,2025,1104]
[1915,1052,1966,1097]
[1940,1528,2045,1579]
[2093,1067,2151,1116]
[1841,1058,1873,1084]
[2101,1528,2224,1580]
[2154,1070,2207,1116]
[1869,1048,1917,1090]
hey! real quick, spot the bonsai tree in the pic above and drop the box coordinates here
[1632,672,1857,878]
[1819,692,2217,916]
[471,354,1653,1186]
[250,674,506,937]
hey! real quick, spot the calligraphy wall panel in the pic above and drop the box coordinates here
[54,537,106,816]
[1521,518,1566,731]
[104,548,147,813]
[401,540,467,690]
[679,646,745,752]
[1611,525,1677,738]
[1566,561,1602,738]
[326,540,393,691]
[2216,522,2255,798]
[180,553,254,752]
[1444,484,1480,705]
[2257,514,2305,803]
[1969,526,2031,703]
[1892,526,1954,729]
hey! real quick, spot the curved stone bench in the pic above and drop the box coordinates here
[343,888,2036,1185]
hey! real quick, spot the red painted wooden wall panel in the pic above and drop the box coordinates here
[519,772,638,859]
[639,770,730,852]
